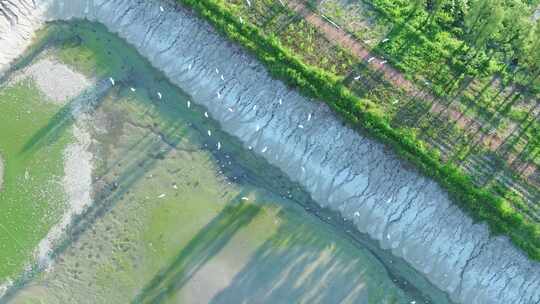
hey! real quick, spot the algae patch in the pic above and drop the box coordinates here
[0,154,3,192]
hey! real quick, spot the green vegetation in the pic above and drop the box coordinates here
[175,0,540,260]
[0,80,71,280]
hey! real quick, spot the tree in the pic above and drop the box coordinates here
[523,21,540,79]
[464,0,505,49]
[497,0,532,65]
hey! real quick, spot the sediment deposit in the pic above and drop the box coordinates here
[1,0,539,303]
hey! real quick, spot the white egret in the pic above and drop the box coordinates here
[217,142,221,150]
[207,130,212,136]
[261,146,268,153]
[159,6,164,12]
[187,100,191,108]
[298,124,304,129]
[130,87,136,92]
[307,113,312,121]
[157,92,162,99]
[228,107,234,112]
[109,77,115,86]
[204,111,209,118]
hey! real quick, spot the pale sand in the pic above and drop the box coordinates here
[35,121,93,270]
[10,58,91,104]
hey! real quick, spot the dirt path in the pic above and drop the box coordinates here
[284,0,537,184]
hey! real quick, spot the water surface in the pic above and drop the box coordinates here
[2,21,452,304]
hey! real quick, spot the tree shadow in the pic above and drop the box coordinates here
[132,200,261,304]
[208,221,386,304]
[20,78,113,154]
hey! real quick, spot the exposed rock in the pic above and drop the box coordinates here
[0,0,539,303]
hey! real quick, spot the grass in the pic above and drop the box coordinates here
[0,80,71,280]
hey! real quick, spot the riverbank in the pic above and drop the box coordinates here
[2,20,440,303]
[0,0,539,303]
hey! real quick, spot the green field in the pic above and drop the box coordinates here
[0,80,72,280]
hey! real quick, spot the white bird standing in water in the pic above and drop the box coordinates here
[298,124,304,129]
[187,100,191,108]
[307,113,312,121]
[217,91,222,99]
[207,130,212,137]
[215,68,219,74]
[157,92,162,99]
[217,142,221,150]
[261,146,268,153]
[109,77,115,86]
[130,87,136,92]
[221,75,225,81]
[228,107,234,112]
[159,6,164,12]
[278,98,282,105]
[253,105,257,111]
[204,111,209,118]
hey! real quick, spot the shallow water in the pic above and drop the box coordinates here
[1,21,453,304]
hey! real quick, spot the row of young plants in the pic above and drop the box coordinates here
[175,0,540,260]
